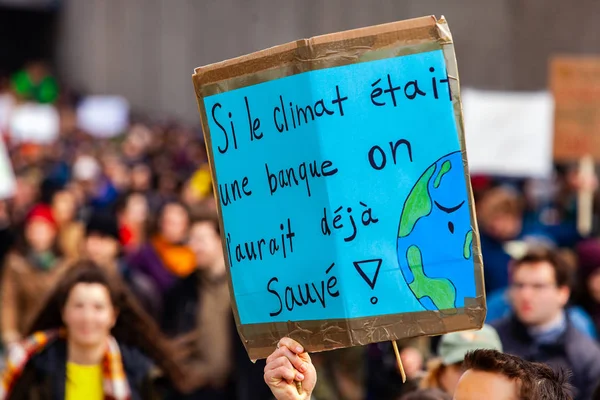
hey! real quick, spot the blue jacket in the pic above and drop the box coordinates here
[486,289,598,339]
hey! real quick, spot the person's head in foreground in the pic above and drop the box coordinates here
[455,349,572,400]
[509,246,571,328]
[264,341,572,400]
[1,261,184,398]
[400,388,451,400]
[421,324,503,395]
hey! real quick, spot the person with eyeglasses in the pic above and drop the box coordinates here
[492,246,600,400]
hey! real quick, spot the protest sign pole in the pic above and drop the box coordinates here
[577,154,595,237]
[391,341,407,383]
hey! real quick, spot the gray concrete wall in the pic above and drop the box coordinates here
[55,0,600,124]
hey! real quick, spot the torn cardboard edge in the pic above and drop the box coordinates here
[193,15,486,361]
[194,15,439,74]
[193,15,446,94]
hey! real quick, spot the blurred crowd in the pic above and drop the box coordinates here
[2,61,600,400]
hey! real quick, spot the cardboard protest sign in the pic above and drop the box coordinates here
[462,89,554,178]
[193,16,485,360]
[550,56,600,162]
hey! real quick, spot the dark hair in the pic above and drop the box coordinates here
[400,388,451,400]
[593,382,600,400]
[463,350,573,399]
[150,200,190,236]
[113,190,147,215]
[511,246,573,289]
[28,261,185,388]
[190,207,220,235]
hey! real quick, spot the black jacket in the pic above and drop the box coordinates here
[493,315,600,400]
[8,339,158,400]
[162,271,272,400]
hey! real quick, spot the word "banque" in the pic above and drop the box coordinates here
[266,159,338,197]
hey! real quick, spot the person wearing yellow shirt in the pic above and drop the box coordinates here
[0,262,186,399]
[66,362,103,400]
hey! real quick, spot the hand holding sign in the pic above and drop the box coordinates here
[264,338,316,400]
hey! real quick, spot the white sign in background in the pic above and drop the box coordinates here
[462,89,554,178]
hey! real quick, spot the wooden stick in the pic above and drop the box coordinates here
[392,340,407,383]
[577,155,595,237]
[295,381,303,394]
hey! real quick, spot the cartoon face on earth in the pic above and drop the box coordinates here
[397,151,475,311]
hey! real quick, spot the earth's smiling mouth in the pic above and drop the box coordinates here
[434,200,465,214]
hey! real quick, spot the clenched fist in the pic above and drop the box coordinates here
[264,338,317,400]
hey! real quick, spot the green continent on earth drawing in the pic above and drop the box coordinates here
[406,245,455,310]
[397,151,475,311]
[398,165,435,238]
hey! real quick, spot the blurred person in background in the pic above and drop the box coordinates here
[50,185,84,260]
[84,209,159,318]
[116,191,149,253]
[130,162,153,193]
[367,337,431,399]
[492,246,600,400]
[10,169,41,224]
[102,153,131,193]
[476,185,524,294]
[551,165,599,239]
[181,164,214,211]
[485,243,597,339]
[576,239,600,337]
[161,210,271,400]
[84,211,123,274]
[1,262,185,399]
[72,154,119,212]
[311,347,366,400]
[127,200,194,321]
[1,204,71,346]
[0,200,15,269]
[10,60,58,104]
[420,325,502,397]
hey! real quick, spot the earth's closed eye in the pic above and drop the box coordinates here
[434,200,465,214]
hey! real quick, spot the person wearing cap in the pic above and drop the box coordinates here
[1,204,71,346]
[420,325,503,396]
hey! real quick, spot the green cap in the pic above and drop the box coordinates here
[438,325,503,365]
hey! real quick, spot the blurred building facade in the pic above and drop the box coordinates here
[53,0,600,124]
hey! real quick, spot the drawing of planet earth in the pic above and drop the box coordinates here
[396,150,476,311]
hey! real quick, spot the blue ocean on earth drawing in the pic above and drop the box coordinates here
[396,151,475,311]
